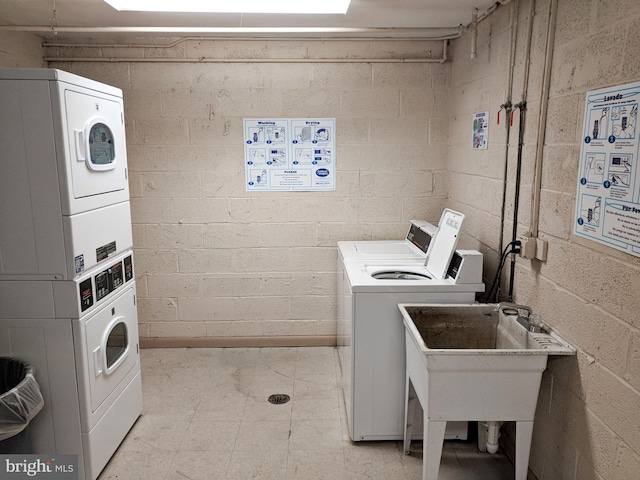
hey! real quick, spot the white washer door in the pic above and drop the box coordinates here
[84,286,139,413]
[64,89,128,200]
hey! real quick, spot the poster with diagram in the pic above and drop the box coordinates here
[244,118,336,191]
[472,111,489,149]
[574,81,640,257]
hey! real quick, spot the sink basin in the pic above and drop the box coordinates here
[403,303,574,353]
[399,303,575,480]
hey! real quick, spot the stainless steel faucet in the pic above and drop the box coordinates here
[496,303,543,332]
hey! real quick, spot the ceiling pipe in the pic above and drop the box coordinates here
[44,56,449,64]
[44,38,450,63]
[470,8,478,59]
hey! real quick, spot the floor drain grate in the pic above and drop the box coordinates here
[268,394,291,405]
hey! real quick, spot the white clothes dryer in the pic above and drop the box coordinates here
[337,210,485,441]
[0,68,132,280]
[0,68,129,215]
[0,249,142,480]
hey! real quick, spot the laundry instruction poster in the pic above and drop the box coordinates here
[472,111,489,150]
[574,81,640,257]
[244,118,336,191]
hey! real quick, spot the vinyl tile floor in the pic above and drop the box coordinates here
[98,347,516,479]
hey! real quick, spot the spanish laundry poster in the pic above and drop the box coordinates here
[472,111,489,150]
[244,118,336,191]
[574,81,640,257]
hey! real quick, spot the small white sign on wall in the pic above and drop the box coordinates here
[574,81,640,257]
[244,118,336,191]
[472,111,489,150]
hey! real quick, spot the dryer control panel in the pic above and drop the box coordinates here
[80,253,134,312]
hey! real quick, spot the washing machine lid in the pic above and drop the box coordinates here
[337,220,437,262]
[355,241,420,256]
[423,209,465,279]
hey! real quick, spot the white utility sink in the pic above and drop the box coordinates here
[399,303,575,480]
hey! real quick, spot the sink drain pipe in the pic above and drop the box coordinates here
[486,421,503,454]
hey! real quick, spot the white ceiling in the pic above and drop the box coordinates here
[0,0,499,38]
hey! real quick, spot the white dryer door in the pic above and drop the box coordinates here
[64,89,128,200]
[84,286,139,413]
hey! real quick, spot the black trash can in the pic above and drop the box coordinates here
[0,358,44,453]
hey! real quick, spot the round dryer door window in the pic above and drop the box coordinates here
[89,123,115,166]
[106,321,128,370]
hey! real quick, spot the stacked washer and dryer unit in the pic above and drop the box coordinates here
[0,69,142,479]
[337,210,485,442]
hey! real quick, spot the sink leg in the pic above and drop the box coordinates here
[422,418,446,480]
[515,421,534,480]
[404,375,418,455]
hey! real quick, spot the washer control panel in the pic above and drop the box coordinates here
[79,253,134,312]
[407,223,435,254]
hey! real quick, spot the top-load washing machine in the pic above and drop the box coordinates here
[337,210,485,441]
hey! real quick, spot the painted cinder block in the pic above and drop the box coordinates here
[135,117,190,144]
[178,296,235,322]
[148,322,206,338]
[178,249,234,274]
[134,250,178,275]
[137,298,178,323]
[141,172,202,198]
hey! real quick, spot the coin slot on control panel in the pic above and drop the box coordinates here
[79,278,94,312]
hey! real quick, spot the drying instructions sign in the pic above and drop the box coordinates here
[244,118,336,191]
[574,81,640,257]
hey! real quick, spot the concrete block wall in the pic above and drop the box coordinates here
[48,39,449,344]
[447,1,640,479]
[0,31,45,67]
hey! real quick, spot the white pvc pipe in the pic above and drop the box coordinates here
[470,9,478,59]
[486,421,503,454]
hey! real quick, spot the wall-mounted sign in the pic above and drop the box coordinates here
[574,81,640,257]
[244,118,336,191]
[472,111,489,150]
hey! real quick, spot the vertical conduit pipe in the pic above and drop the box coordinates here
[470,9,478,59]
[497,0,519,272]
[505,0,536,300]
[530,0,559,237]
[508,101,527,299]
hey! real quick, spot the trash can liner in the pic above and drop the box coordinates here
[0,358,44,442]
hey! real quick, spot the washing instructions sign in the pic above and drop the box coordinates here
[574,81,640,257]
[244,118,336,191]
